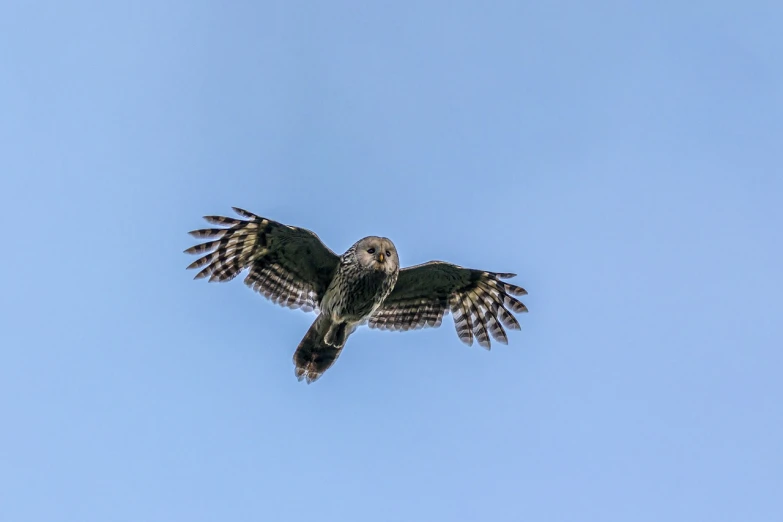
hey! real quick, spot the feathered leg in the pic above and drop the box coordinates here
[324,322,349,348]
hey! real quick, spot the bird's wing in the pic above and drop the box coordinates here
[184,208,339,311]
[367,261,527,348]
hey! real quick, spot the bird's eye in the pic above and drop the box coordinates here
[367,248,375,254]
[386,250,391,258]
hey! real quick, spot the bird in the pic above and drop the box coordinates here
[184,207,528,383]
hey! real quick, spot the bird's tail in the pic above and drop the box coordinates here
[294,314,346,383]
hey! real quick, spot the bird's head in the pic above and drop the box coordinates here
[354,236,399,275]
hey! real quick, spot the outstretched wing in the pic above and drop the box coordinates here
[184,208,339,312]
[367,261,527,348]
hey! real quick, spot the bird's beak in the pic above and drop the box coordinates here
[378,253,385,263]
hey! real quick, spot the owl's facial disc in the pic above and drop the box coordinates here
[356,236,397,273]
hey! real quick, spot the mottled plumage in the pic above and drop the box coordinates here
[185,208,528,383]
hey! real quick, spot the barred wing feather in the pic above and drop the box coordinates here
[368,261,527,349]
[184,208,339,312]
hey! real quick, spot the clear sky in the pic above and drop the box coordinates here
[2,1,782,521]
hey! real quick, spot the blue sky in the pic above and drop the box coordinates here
[2,1,782,521]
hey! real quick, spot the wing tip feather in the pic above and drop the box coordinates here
[232,207,259,219]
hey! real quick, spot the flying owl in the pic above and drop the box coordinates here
[185,208,528,383]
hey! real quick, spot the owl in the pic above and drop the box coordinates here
[185,208,528,383]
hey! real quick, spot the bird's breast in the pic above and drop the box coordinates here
[325,269,395,322]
